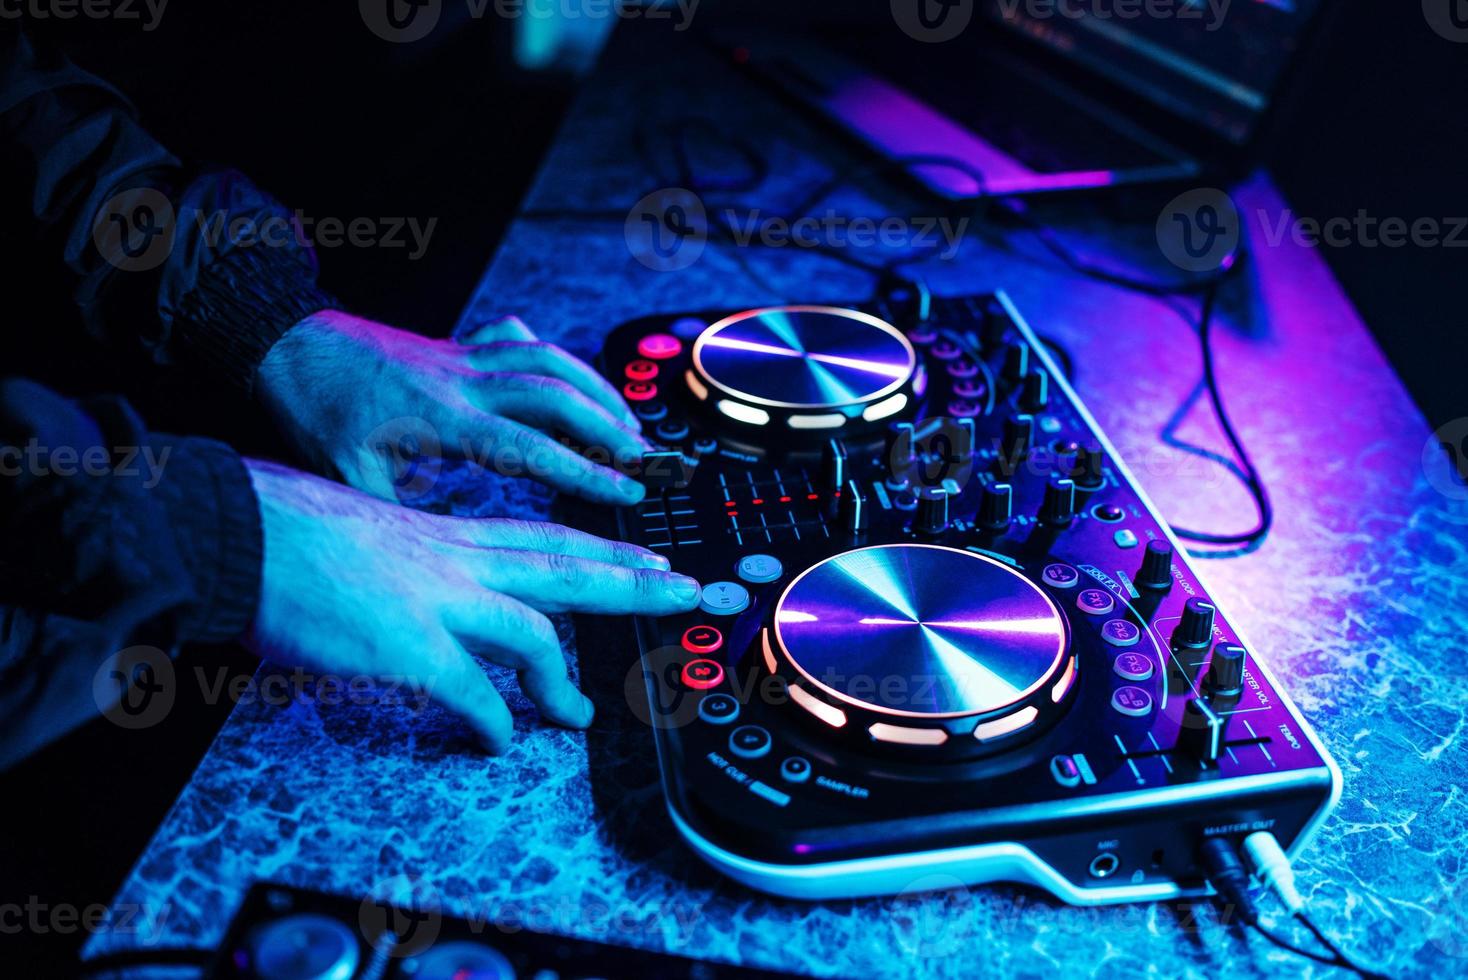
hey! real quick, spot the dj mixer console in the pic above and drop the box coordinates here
[588,293,1340,903]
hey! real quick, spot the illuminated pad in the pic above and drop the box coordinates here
[773,544,1067,717]
[692,306,915,412]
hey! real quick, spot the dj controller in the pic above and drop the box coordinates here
[587,292,1340,903]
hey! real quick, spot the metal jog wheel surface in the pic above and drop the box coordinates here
[771,544,1073,749]
[689,305,918,431]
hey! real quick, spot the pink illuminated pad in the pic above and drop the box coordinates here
[637,333,683,360]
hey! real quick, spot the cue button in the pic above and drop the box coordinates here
[1042,563,1080,589]
[1076,589,1115,616]
[655,418,690,442]
[1113,651,1155,682]
[780,757,812,783]
[698,693,739,725]
[1111,686,1154,717]
[681,659,724,690]
[681,625,724,654]
[736,554,783,584]
[637,333,682,360]
[1101,619,1141,647]
[624,380,657,402]
[625,359,659,381]
[635,401,668,423]
[699,581,750,616]
[730,725,772,759]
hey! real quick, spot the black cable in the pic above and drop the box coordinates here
[1161,278,1274,551]
[1294,909,1392,980]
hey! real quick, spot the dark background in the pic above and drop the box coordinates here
[1,2,1462,973]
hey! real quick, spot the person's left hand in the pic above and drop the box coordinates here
[256,310,651,505]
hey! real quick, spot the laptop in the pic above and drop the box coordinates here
[719,0,1328,198]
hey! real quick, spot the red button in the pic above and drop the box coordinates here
[681,626,724,655]
[625,359,659,381]
[623,381,658,402]
[681,658,724,690]
[637,333,682,360]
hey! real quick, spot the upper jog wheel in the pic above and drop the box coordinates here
[768,544,1075,751]
[688,306,919,433]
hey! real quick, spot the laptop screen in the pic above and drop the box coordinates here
[989,0,1326,144]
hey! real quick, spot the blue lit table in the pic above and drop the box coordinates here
[84,26,1466,980]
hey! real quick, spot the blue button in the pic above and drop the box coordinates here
[1113,528,1139,548]
[1042,563,1080,589]
[1077,588,1115,616]
[1111,686,1153,717]
[1113,651,1154,682]
[730,725,772,759]
[698,693,739,725]
[736,554,783,584]
[1101,619,1141,647]
[699,581,750,616]
[780,756,812,783]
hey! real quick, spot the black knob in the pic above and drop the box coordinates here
[1020,368,1049,413]
[1039,477,1075,527]
[977,482,1013,532]
[943,417,975,462]
[1071,446,1105,489]
[1002,342,1030,385]
[840,479,870,532]
[1137,540,1173,591]
[1179,699,1226,762]
[1172,597,1216,650]
[914,487,950,535]
[1204,642,1246,698]
[998,413,1033,475]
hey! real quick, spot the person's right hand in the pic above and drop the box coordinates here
[244,459,700,752]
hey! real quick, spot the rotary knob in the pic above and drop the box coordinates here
[1020,368,1049,413]
[1070,446,1105,490]
[914,487,951,535]
[1204,642,1246,698]
[1039,477,1076,527]
[1172,597,1216,651]
[976,482,1013,532]
[840,479,870,532]
[998,413,1034,476]
[1136,539,1173,591]
[1002,342,1030,385]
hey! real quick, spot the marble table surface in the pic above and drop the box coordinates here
[85,24,1467,980]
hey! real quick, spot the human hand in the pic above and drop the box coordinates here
[245,460,699,752]
[256,310,650,505]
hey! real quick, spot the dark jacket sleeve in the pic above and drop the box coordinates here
[0,25,337,392]
[0,379,263,768]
